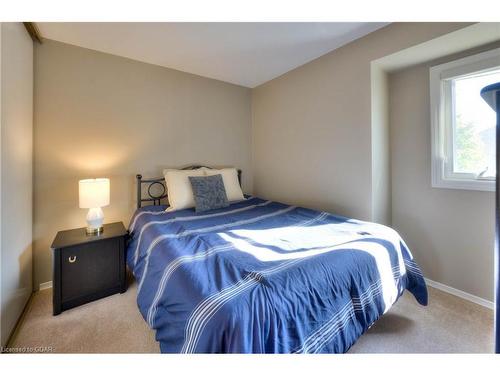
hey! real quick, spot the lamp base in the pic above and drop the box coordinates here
[86,226,103,236]
[86,207,104,236]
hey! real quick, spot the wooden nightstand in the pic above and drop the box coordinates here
[51,222,128,315]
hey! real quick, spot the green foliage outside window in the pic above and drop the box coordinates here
[454,114,487,174]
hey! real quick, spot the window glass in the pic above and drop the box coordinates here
[452,69,500,178]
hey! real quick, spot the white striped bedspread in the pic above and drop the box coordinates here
[127,196,427,353]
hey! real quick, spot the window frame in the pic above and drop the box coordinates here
[430,47,500,192]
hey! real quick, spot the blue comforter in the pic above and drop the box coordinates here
[127,197,427,353]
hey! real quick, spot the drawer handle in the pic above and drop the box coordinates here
[68,256,77,263]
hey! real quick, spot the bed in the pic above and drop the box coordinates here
[127,167,427,353]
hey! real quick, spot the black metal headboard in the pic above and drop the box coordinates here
[136,165,242,209]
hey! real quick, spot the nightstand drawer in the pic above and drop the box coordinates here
[61,239,120,300]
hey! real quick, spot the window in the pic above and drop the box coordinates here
[430,48,500,192]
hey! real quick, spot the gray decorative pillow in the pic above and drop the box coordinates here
[188,174,229,212]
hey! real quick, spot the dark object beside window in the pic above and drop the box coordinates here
[189,174,229,212]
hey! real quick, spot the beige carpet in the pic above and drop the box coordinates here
[9,279,493,353]
[10,278,160,353]
[349,287,493,353]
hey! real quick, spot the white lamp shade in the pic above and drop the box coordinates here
[79,178,110,208]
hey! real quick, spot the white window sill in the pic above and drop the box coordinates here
[432,177,495,192]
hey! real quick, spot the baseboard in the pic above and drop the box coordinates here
[39,281,53,290]
[5,292,33,348]
[424,277,494,310]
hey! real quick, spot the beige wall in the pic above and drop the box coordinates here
[389,43,500,301]
[1,23,33,345]
[252,23,470,221]
[33,40,252,289]
[371,66,390,224]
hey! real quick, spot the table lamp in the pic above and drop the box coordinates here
[79,178,110,235]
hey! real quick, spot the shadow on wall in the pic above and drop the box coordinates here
[391,210,443,283]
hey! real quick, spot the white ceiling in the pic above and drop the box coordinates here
[37,22,388,88]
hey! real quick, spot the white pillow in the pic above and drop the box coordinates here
[163,168,205,212]
[204,168,244,202]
